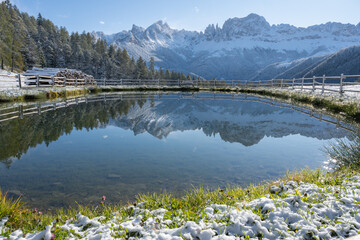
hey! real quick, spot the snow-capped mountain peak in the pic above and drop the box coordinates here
[93,14,360,80]
[222,13,271,38]
[147,20,171,33]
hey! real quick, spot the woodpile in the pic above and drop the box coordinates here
[23,68,96,86]
[54,69,95,84]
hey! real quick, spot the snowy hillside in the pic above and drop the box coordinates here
[93,14,360,80]
[109,99,351,146]
[251,45,360,80]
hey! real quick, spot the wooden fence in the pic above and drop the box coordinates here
[0,92,354,133]
[0,74,95,88]
[96,74,360,96]
[1,73,360,96]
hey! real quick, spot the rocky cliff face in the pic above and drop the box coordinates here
[93,14,360,80]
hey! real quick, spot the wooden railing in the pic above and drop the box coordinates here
[95,74,360,96]
[0,92,354,133]
[0,74,360,96]
[0,74,95,88]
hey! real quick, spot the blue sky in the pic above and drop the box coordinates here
[10,0,360,34]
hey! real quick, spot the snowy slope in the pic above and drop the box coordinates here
[93,14,360,80]
[252,45,360,80]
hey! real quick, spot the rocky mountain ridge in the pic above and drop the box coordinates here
[94,14,360,80]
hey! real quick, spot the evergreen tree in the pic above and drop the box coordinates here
[149,57,155,79]
[165,69,171,79]
[0,1,186,79]
[135,57,147,79]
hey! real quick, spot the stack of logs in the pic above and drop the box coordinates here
[54,69,96,85]
[23,68,96,86]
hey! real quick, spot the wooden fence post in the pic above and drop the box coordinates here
[321,75,325,94]
[103,78,106,86]
[64,77,66,87]
[19,105,23,119]
[280,79,283,88]
[37,104,41,115]
[178,79,180,87]
[75,77,78,87]
[340,73,344,95]
[36,75,40,87]
[271,79,274,88]
[312,76,316,92]
[301,77,304,90]
[18,74,22,88]
[245,80,247,88]
[51,77,54,87]
[292,78,295,89]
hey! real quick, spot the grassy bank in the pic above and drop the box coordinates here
[0,87,92,103]
[0,166,356,239]
[1,132,360,238]
[235,88,360,123]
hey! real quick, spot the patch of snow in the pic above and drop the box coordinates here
[291,84,360,99]
[2,175,360,239]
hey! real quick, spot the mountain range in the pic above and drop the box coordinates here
[93,14,360,80]
[109,97,352,146]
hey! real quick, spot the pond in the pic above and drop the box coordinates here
[0,92,354,211]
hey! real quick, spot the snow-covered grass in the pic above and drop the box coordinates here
[291,85,360,100]
[0,168,359,239]
[237,88,360,123]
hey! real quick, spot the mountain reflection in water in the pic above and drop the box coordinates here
[0,93,354,210]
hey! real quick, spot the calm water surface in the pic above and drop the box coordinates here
[0,93,354,210]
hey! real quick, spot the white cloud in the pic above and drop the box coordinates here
[103,135,108,139]
[99,21,105,25]
[194,6,199,13]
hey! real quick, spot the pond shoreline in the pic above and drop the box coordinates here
[1,168,359,239]
[2,92,348,210]
[0,89,359,239]
[1,85,360,123]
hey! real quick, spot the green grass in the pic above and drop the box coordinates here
[325,132,360,169]
[0,166,356,238]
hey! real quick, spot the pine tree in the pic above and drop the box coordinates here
[149,57,155,79]
[165,69,171,79]
[0,1,187,79]
[135,57,147,79]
